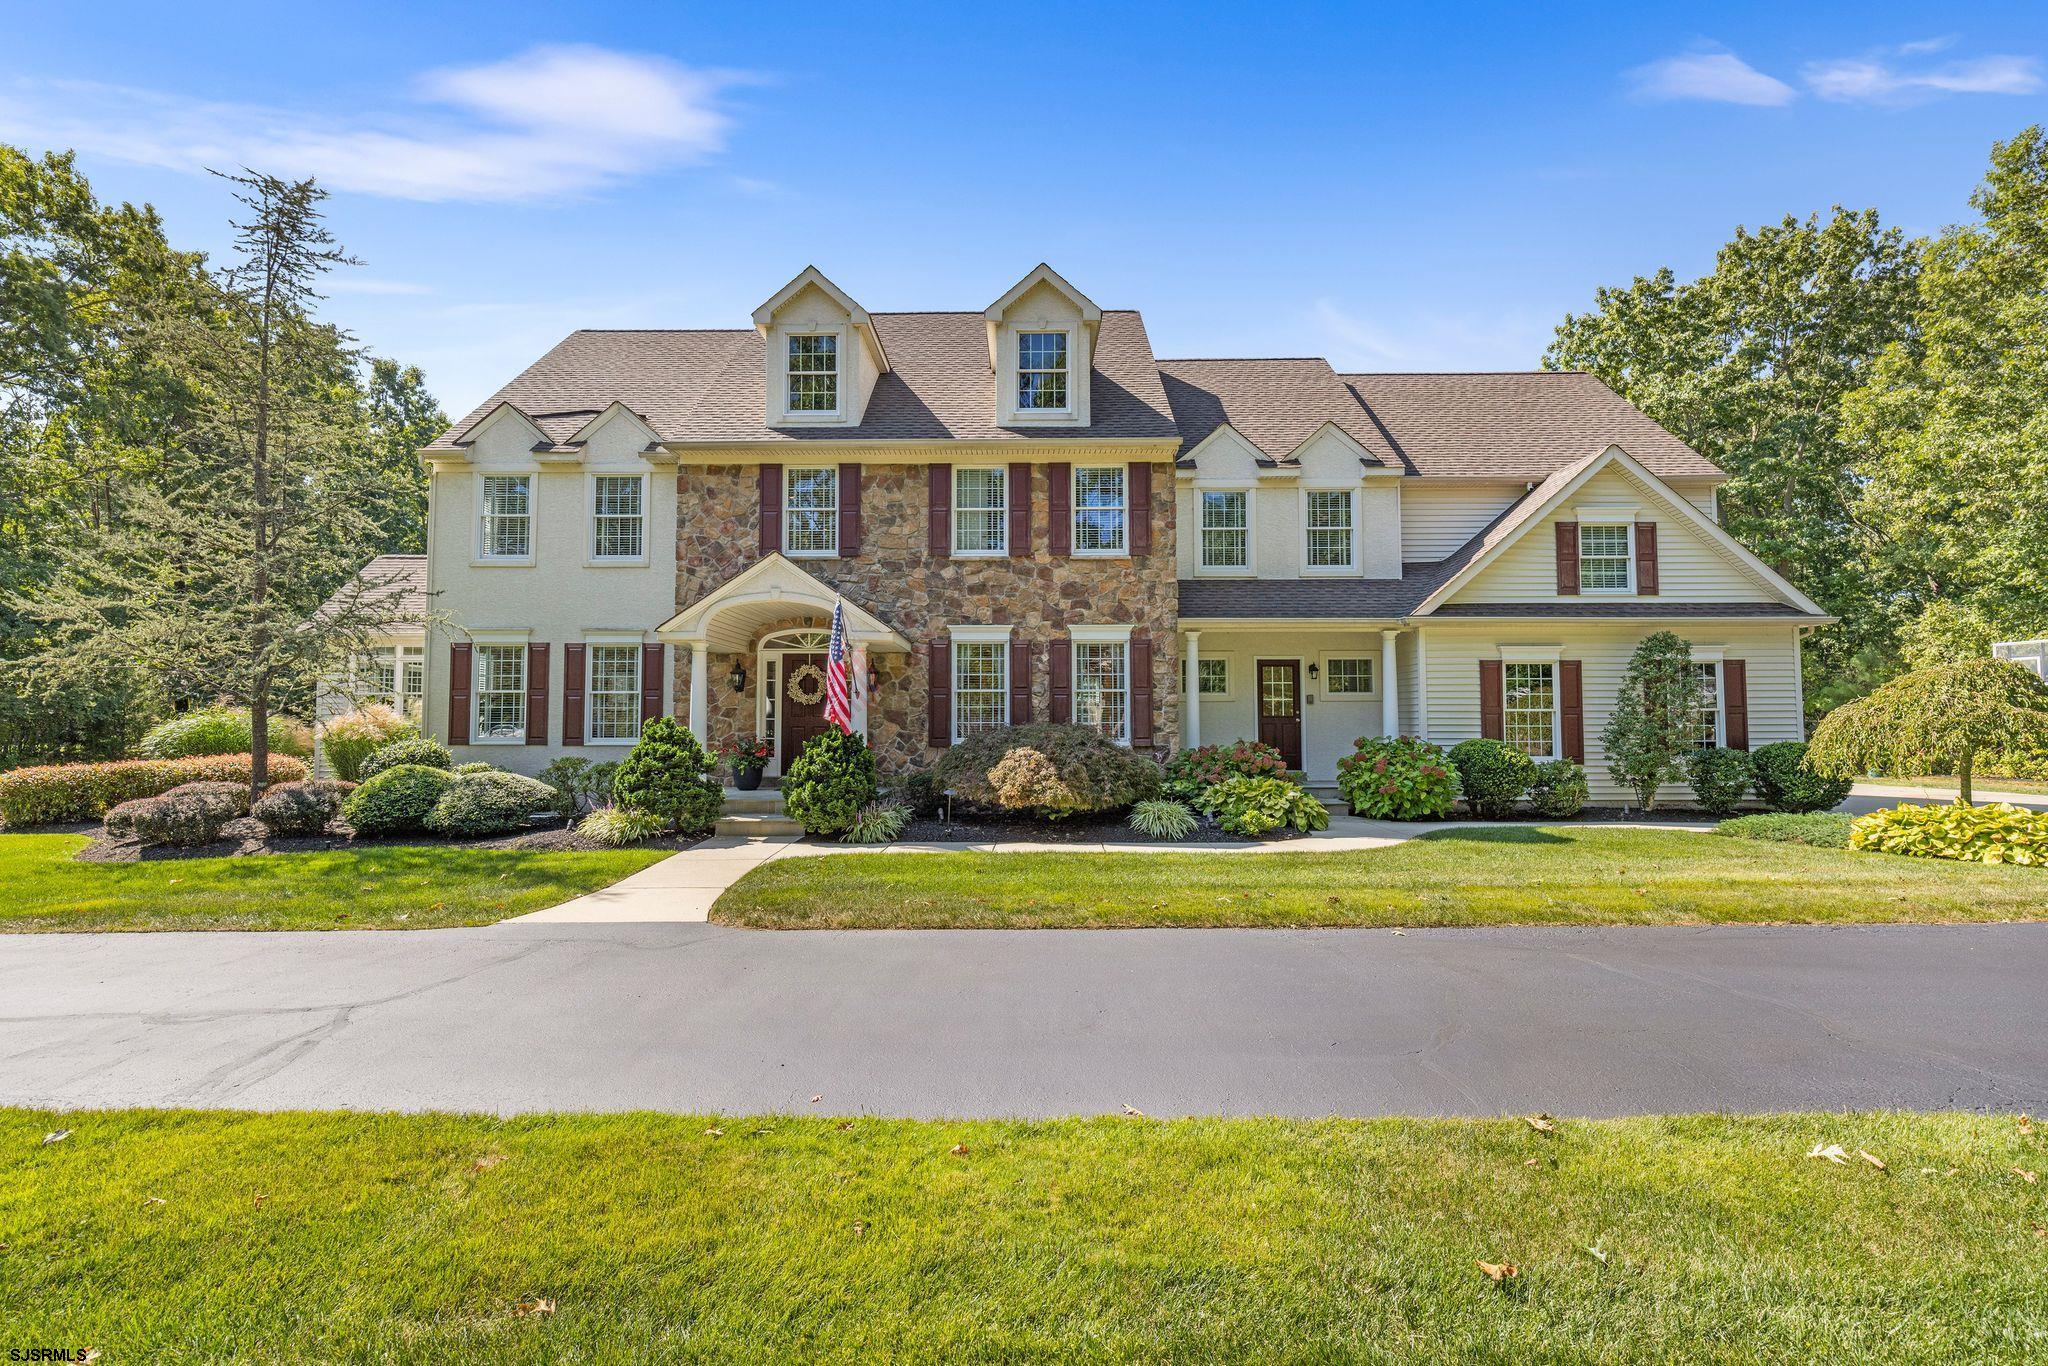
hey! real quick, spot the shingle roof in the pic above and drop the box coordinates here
[1157,357,1397,465]
[310,554,427,630]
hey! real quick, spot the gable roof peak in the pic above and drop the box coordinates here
[751,266,889,374]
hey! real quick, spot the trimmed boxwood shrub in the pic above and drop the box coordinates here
[0,754,307,828]
[1162,741,1292,803]
[612,718,723,835]
[358,737,455,781]
[426,770,558,837]
[319,704,413,783]
[1448,739,1537,819]
[126,785,244,847]
[1197,776,1330,837]
[138,707,312,760]
[1686,746,1756,816]
[342,764,457,836]
[1526,758,1589,819]
[783,728,880,836]
[251,780,354,836]
[1751,741,1853,813]
[934,723,1161,819]
[1336,736,1460,820]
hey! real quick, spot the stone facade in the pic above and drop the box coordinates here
[673,461,1180,776]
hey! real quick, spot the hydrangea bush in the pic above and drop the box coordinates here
[1162,741,1292,803]
[1336,736,1460,820]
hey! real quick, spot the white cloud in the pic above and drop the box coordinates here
[1803,49,2041,103]
[1625,49,1796,106]
[0,45,748,202]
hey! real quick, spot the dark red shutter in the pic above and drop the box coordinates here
[562,643,586,747]
[759,464,783,555]
[1049,633,1072,722]
[1130,631,1154,745]
[1723,660,1748,750]
[1479,659,1504,740]
[928,464,951,555]
[1555,522,1580,595]
[525,642,550,746]
[641,643,666,725]
[839,464,862,557]
[1048,462,1071,557]
[1128,462,1152,556]
[1009,639,1032,724]
[1559,658,1584,762]
[448,642,472,745]
[1008,462,1031,558]
[1635,521,1659,596]
[927,640,951,746]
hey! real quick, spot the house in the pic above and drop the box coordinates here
[368,264,1828,804]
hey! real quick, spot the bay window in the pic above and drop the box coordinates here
[784,466,838,556]
[1073,466,1127,555]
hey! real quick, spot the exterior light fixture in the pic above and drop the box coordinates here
[728,659,748,693]
[1307,663,1320,680]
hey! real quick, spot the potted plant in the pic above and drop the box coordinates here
[719,732,773,790]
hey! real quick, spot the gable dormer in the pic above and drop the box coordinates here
[985,264,1100,428]
[753,267,889,428]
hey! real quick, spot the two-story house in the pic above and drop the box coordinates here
[357,264,1827,805]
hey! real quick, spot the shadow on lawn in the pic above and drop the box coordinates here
[1404,825,1574,846]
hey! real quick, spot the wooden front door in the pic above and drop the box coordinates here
[779,653,833,768]
[1256,660,1303,771]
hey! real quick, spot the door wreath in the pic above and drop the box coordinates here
[786,663,827,705]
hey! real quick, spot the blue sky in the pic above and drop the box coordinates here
[4,1,2044,415]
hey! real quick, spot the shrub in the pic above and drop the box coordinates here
[162,780,253,816]
[456,762,496,775]
[1128,798,1198,840]
[1448,739,1536,819]
[126,786,243,847]
[251,780,353,836]
[1686,746,1756,817]
[539,756,603,818]
[1849,802,2048,866]
[783,728,879,837]
[1527,758,1589,819]
[898,769,945,818]
[319,704,414,782]
[984,747,1086,817]
[1198,776,1330,837]
[138,707,313,760]
[358,737,455,780]
[0,753,305,828]
[935,724,1161,819]
[1716,812,1854,848]
[426,770,559,837]
[1336,736,1459,820]
[104,797,155,839]
[842,800,909,845]
[1751,741,1854,813]
[577,805,672,848]
[1602,632,1704,809]
[1162,742,1292,803]
[612,717,723,834]
[341,764,457,836]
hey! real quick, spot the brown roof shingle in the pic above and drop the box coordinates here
[1158,357,1396,465]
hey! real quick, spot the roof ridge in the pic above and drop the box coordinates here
[1341,369,1590,377]
[1158,355,1334,363]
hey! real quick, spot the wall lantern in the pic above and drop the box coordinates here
[728,659,749,693]
[867,662,881,692]
[1307,663,1320,681]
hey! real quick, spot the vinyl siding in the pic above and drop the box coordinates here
[1186,630,1392,784]
[1399,482,1523,560]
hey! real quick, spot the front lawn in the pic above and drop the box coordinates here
[713,826,2048,929]
[0,833,670,932]
[3,1108,2040,1361]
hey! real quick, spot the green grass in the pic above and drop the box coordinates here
[713,826,2048,929]
[3,1108,2043,1361]
[1716,811,1856,848]
[0,833,669,931]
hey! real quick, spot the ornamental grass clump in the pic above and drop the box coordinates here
[1128,798,1198,840]
[139,707,313,760]
[319,705,414,782]
[1336,736,1459,820]
[841,800,909,845]
[1809,659,2048,806]
[612,718,724,834]
[1448,739,1536,819]
[576,805,672,848]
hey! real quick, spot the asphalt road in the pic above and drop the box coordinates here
[4,921,2044,1118]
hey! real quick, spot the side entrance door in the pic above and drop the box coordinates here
[1256,659,1303,771]
[779,652,832,768]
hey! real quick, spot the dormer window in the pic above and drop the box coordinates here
[1017,331,1069,410]
[786,334,838,413]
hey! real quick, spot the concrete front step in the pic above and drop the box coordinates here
[721,787,786,815]
[714,813,804,837]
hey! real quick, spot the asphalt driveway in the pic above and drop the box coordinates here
[4,920,2043,1117]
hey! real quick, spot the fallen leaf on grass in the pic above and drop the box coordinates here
[2032,1225,2047,1239]
[1123,1104,1145,1117]
[252,1193,268,1206]
[141,1196,166,1208]
[81,1352,99,1365]
[41,1130,70,1146]
[949,1144,970,1156]
[1476,1260,1517,1282]
[1808,1143,1850,1166]
[1525,1114,1557,1134]
[2020,1114,2035,1137]
[1857,1150,1888,1172]
[512,1296,556,1318]
[835,1121,855,1132]
[1523,1158,1540,1167]
[472,1153,507,1172]
[851,1220,868,1236]
[1583,1244,1608,1264]
[703,1128,724,1138]
[2014,1167,2038,1185]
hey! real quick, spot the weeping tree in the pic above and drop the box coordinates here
[1807,659,2048,804]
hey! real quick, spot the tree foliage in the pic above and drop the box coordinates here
[1600,632,1701,810]
[1807,659,2048,804]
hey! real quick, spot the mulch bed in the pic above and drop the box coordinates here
[72,815,707,864]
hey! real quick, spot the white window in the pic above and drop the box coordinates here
[588,643,643,743]
[474,644,527,741]
[1200,490,1249,569]
[1503,662,1557,760]
[1073,466,1126,555]
[590,474,645,560]
[953,640,1010,738]
[1693,661,1723,747]
[1074,640,1130,743]
[1305,489,1355,570]
[1324,657,1374,697]
[479,476,531,560]
[953,467,1007,555]
[357,645,425,719]
[1580,523,1633,592]
[786,334,838,413]
[784,466,838,556]
[1197,657,1229,696]
[1017,331,1069,410]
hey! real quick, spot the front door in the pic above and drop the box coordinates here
[779,652,832,768]
[1256,660,1303,771]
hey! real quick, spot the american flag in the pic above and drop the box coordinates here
[823,599,853,733]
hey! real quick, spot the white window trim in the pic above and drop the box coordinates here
[473,471,536,567]
[1014,329,1073,416]
[783,464,840,558]
[1319,653,1378,698]
[583,633,647,746]
[951,466,1009,558]
[779,329,845,423]
[948,624,1013,743]
[586,471,649,566]
[1497,650,1562,763]
[1069,627,1133,746]
[1299,485,1359,576]
[1071,465,1128,558]
[1578,520,1635,594]
[1195,485,1255,576]
[1195,654,1236,701]
[469,635,530,746]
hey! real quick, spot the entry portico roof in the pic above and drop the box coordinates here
[655,554,913,654]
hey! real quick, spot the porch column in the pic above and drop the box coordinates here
[1381,628,1401,737]
[688,642,709,744]
[1181,630,1201,749]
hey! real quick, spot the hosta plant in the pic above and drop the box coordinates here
[1848,802,2048,866]
[1162,741,1291,803]
[1198,777,1330,837]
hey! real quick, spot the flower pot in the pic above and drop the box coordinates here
[733,766,764,791]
